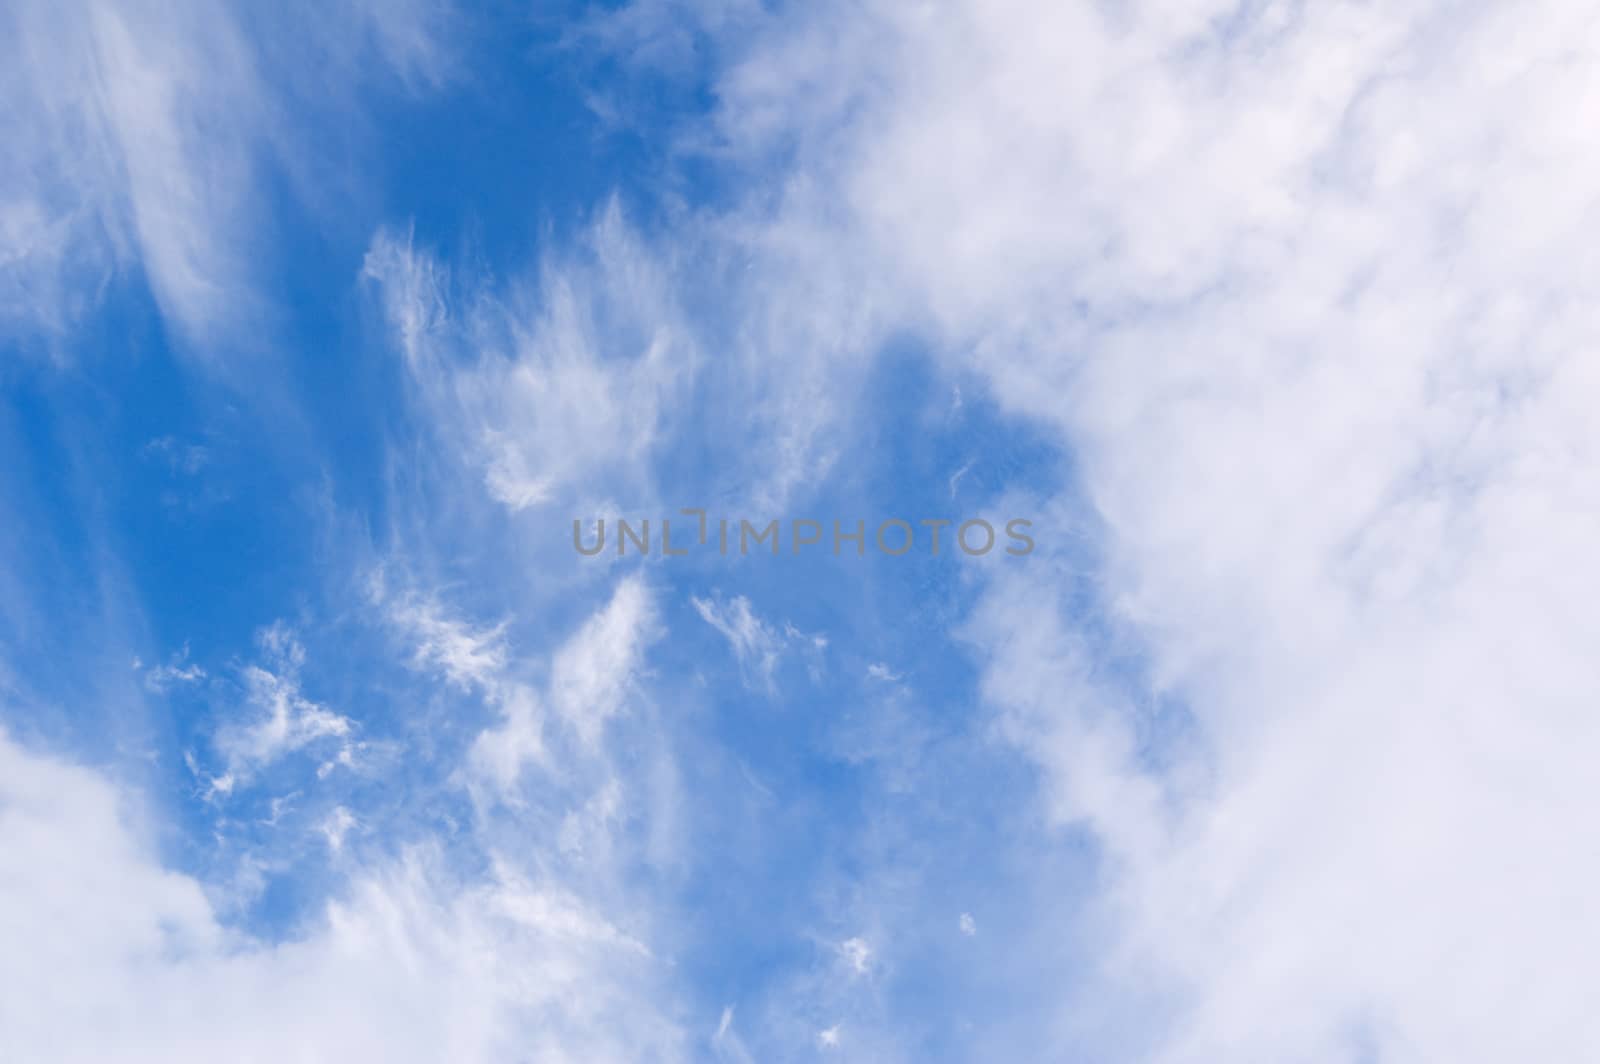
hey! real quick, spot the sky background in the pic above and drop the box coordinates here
[3,1,1600,1061]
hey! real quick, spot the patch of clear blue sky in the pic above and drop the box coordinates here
[640,343,1090,1051]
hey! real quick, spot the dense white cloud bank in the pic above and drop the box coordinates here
[690,0,1600,1058]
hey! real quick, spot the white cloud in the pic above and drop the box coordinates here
[692,593,823,694]
[456,575,658,794]
[692,594,782,692]
[643,0,1600,1057]
[469,682,548,796]
[321,806,357,853]
[8,0,1586,1057]
[215,626,353,778]
[1,572,686,1060]
[0,727,684,1063]
[0,0,456,350]
[142,651,206,695]
[711,1005,756,1064]
[547,576,658,748]
[837,936,871,976]
[383,590,508,693]
[362,181,898,517]
[226,665,352,768]
[946,458,974,499]
[362,212,694,514]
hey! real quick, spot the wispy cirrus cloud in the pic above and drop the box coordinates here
[466,574,660,791]
[691,592,825,695]
[212,623,355,779]
[0,0,457,352]
[363,212,695,515]
[0,563,689,1061]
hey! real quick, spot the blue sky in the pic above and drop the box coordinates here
[4,1,1600,1061]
